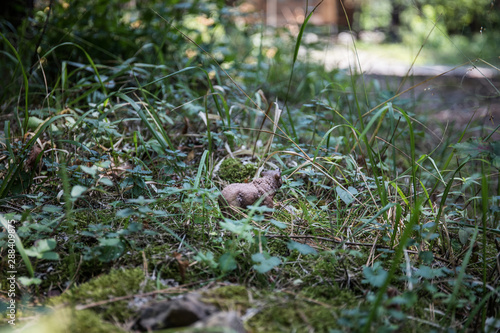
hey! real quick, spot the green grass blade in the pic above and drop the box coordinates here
[312,124,349,162]
[194,150,209,190]
[292,0,323,65]
[363,200,422,332]
[41,42,108,95]
[395,106,417,205]
[283,0,324,139]
[117,93,176,155]
[443,218,480,326]
[430,158,469,249]
[480,162,489,327]
[352,202,398,238]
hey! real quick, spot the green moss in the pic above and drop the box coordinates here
[15,308,125,333]
[218,158,256,183]
[50,267,148,322]
[200,285,361,332]
[302,286,358,307]
[202,285,252,310]
[248,293,345,332]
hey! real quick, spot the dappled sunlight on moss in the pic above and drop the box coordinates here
[50,268,148,322]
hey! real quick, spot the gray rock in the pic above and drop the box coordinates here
[191,311,246,333]
[134,293,216,331]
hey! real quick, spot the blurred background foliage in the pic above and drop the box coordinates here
[357,0,499,62]
[0,0,498,111]
[1,0,498,73]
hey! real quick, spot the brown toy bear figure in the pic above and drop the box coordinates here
[219,169,282,209]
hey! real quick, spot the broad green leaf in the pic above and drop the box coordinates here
[18,277,42,286]
[335,186,358,205]
[116,208,136,218]
[220,220,252,235]
[96,160,112,168]
[493,156,500,169]
[81,165,98,177]
[97,238,125,262]
[419,251,434,265]
[362,262,388,287]
[71,185,87,198]
[415,265,448,279]
[25,238,58,258]
[98,177,114,186]
[99,238,122,246]
[287,240,318,255]
[458,228,472,245]
[127,222,142,232]
[252,252,281,273]
[36,238,57,252]
[194,251,218,269]
[219,253,237,272]
[41,252,60,260]
[27,116,44,130]
[127,196,156,205]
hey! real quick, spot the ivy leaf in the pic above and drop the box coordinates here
[71,185,87,198]
[40,252,60,260]
[415,265,448,279]
[252,252,281,273]
[194,251,218,269]
[116,208,136,218]
[96,160,111,169]
[36,239,56,251]
[458,228,473,245]
[24,239,59,260]
[220,220,252,237]
[418,251,434,265]
[127,196,156,205]
[97,238,125,262]
[81,165,98,177]
[453,139,500,169]
[362,262,388,287]
[493,156,500,169]
[219,253,237,272]
[336,186,358,205]
[18,277,42,286]
[127,222,142,232]
[287,240,318,255]
[98,177,114,186]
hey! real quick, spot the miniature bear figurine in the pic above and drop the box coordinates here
[220,169,282,209]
